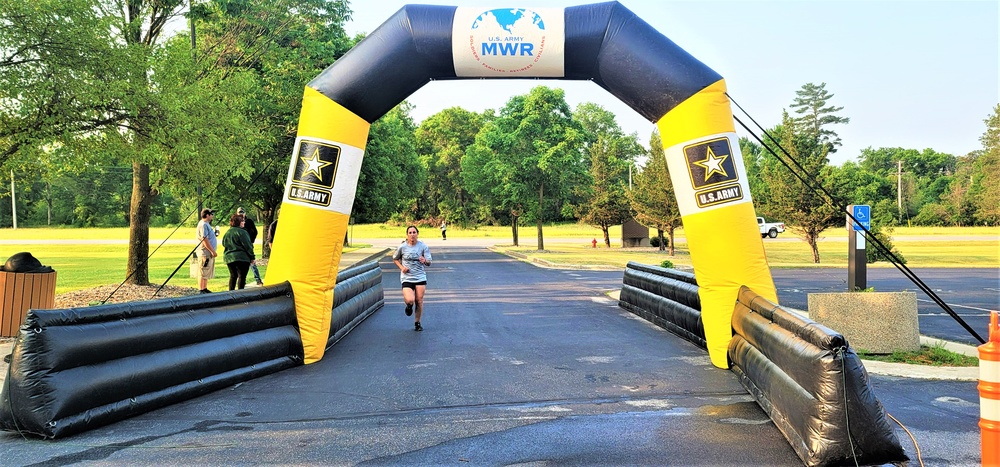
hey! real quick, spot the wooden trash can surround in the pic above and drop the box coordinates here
[0,271,57,337]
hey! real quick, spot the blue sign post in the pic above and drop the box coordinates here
[847,205,870,291]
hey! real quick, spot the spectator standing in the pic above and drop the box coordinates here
[195,208,218,294]
[222,214,255,290]
[236,207,258,243]
[440,220,447,240]
[266,210,279,252]
[237,207,263,285]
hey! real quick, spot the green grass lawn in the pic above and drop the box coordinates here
[2,223,997,293]
[0,242,267,294]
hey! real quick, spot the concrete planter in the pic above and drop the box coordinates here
[807,291,919,354]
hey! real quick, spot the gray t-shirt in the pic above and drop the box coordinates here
[196,219,218,255]
[393,240,432,283]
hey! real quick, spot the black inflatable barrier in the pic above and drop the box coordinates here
[618,261,705,348]
[0,285,301,438]
[0,261,386,439]
[327,261,384,349]
[729,286,907,467]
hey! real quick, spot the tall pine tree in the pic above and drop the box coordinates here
[790,82,850,154]
[627,130,681,254]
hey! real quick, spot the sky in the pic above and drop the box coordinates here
[342,0,999,166]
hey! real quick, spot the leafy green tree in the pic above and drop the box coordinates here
[463,86,587,249]
[789,82,850,154]
[191,0,354,256]
[856,147,957,223]
[0,0,123,167]
[759,114,841,263]
[574,103,641,247]
[627,130,681,254]
[0,0,260,284]
[938,153,979,226]
[971,104,1000,225]
[740,136,769,211]
[580,133,628,247]
[354,103,423,223]
[415,107,486,225]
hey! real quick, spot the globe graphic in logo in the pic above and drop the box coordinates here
[468,8,548,74]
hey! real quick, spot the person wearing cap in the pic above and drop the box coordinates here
[236,207,263,286]
[195,208,218,293]
[236,207,258,243]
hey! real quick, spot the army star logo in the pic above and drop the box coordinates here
[684,137,739,190]
[300,149,333,181]
[694,147,728,181]
[292,140,340,189]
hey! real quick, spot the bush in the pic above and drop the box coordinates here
[865,226,907,264]
[660,259,673,269]
[649,236,661,247]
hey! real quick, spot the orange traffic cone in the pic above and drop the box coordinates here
[980,310,1000,466]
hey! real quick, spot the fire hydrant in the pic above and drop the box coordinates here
[592,238,597,248]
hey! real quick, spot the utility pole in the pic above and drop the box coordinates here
[896,160,902,223]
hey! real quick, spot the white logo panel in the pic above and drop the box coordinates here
[664,132,754,216]
[283,136,364,215]
[452,7,564,77]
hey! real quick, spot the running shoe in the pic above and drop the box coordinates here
[414,322,422,332]
[405,303,413,316]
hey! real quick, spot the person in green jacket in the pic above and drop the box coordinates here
[222,213,256,290]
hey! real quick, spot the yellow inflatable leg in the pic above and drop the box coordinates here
[266,87,370,364]
[657,79,777,368]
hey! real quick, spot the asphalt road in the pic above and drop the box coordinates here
[0,245,983,465]
[771,267,1000,345]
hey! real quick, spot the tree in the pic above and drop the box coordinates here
[1,0,258,284]
[191,0,354,256]
[0,0,124,167]
[354,103,423,223]
[759,113,841,263]
[574,103,641,247]
[627,130,681,254]
[463,86,587,250]
[971,104,1000,225]
[855,147,957,224]
[939,153,979,226]
[740,136,769,211]
[789,82,850,154]
[415,107,486,225]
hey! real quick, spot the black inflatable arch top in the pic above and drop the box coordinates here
[309,2,722,123]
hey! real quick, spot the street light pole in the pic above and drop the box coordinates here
[10,170,16,229]
[190,0,203,215]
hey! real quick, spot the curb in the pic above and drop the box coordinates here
[342,248,390,269]
[487,246,623,271]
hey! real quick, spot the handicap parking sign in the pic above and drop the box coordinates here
[851,205,871,231]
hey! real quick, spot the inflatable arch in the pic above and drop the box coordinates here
[265,2,777,368]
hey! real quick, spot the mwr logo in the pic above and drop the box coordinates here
[684,137,739,190]
[293,140,340,189]
[468,8,548,74]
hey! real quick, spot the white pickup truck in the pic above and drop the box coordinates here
[757,217,785,238]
